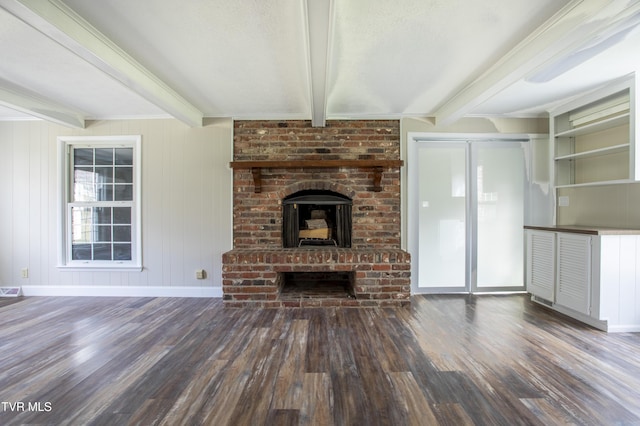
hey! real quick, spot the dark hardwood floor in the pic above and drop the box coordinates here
[0,294,639,425]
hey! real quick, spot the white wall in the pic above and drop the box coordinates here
[0,118,233,297]
[557,182,640,228]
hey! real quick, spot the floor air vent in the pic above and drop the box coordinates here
[0,287,22,297]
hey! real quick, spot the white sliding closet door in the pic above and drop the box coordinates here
[416,143,468,291]
[411,138,528,293]
[474,142,525,291]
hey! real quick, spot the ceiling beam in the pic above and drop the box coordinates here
[304,0,333,127]
[433,0,640,126]
[0,0,204,127]
[0,79,85,128]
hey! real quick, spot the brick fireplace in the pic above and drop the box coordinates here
[222,120,411,307]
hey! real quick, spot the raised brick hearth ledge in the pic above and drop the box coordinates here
[222,248,411,308]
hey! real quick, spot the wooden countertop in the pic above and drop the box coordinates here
[524,225,640,235]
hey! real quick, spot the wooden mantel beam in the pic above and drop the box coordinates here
[229,159,404,193]
[229,160,403,169]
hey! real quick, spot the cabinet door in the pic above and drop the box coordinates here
[556,233,592,315]
[526,230,555,301]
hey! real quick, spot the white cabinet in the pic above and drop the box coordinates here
[555,233,591,315]
[526,230,555,301]
[551,75,637,188]
[525,227,640,332]
[526,230,592,315]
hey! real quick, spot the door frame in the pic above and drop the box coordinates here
[406,133,533,294]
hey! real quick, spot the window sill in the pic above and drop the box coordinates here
[57,264,143,272]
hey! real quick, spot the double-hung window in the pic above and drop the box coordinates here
[59,136,141,270]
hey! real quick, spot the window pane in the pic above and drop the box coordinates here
[114,185,133,201]
[115,167,133,184]
[95,166,113,183]
[74,149,93,166]
[94,148,113,165]
[74,167,93,182]
[115,148,133,165]
[113,225,131,242]
[72,244,92,260]
[93,244,112,260]
[113,207,131,224]
[96,184,113,201]
[74,168,95,201]
[94,207,111,224]
[114,244,132,260]
[94,225,112,242]
[71,207,92,243]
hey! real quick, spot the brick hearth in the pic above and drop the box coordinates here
[222,120,411,307]
[222,248,410,307]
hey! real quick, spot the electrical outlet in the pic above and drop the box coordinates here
[21,268,29,278]
[195,269,206,280]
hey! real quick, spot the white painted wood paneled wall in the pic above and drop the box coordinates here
[598,235,640,332]
[0,118,232,297]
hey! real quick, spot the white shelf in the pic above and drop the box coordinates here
[554,143,629,161]
[554,113,630,137]
[555,179,632,189]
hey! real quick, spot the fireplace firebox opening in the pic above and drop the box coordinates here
[282,190,352,248]
[279,271,355,300]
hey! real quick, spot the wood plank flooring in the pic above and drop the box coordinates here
[0,294,639,425]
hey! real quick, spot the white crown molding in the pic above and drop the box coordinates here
[0,0,204,127]
[433,0,640,126]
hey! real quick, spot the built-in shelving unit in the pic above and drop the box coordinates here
[551,75,637,188]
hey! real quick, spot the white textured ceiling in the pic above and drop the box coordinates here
[0,0,639,127]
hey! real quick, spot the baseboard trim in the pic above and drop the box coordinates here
[607,324,640,333]
[20,285,222,298]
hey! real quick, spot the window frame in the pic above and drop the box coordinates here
[58,135,142,271]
